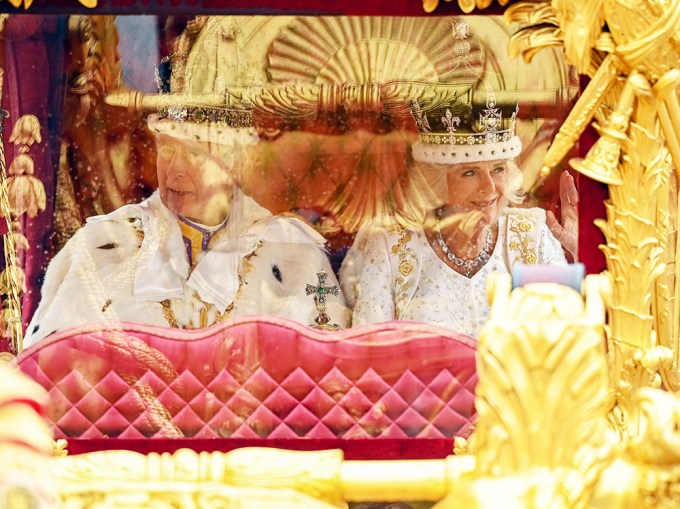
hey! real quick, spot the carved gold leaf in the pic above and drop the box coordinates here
[3,0,97,7]
[556,0,606,73]
[421,0,511,14]
[628,388,680,465]
[475,280,610,475]
[507,25,564,64]
[504,1,558,25]
[604,0,680,80]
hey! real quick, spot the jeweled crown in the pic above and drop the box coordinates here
[410,85,522,165]
[149,53,258,144]
[158,104,254,129]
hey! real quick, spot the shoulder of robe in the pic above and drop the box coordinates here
[248,213,327,247]
[503,207,547,224]
[76,204,145,259]
[360,223,418,245]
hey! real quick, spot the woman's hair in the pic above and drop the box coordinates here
[504,159,526,205]
[397,155,448,227]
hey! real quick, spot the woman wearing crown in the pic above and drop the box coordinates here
[24,106,349,346]
[343,91,577,338]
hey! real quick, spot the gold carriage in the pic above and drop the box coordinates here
[0,1,679,508]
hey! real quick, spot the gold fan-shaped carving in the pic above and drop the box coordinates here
[257,17,487,233]
[267,17,484,87]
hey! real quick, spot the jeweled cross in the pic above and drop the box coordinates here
[306,270,339,305]
[305,270,339,326]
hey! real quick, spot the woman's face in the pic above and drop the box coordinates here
[156,134,233,226]
[444,159,508,227]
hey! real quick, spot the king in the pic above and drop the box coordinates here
[25,102,349,345]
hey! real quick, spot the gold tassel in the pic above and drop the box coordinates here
[4,154,46,218]
[8,114,41,150]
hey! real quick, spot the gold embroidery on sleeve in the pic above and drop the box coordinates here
[391,230,417,318]
[508,215,538,265]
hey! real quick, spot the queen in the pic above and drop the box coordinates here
[344,88,577,338]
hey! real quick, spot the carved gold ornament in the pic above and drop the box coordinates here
[3,0,96,8]
[504,0,680,441]
[421,0,511,14]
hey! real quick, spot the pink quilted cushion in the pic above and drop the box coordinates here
[16,316,477,439]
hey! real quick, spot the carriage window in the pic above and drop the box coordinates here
[6,13,577,441]
[7,14,578,347]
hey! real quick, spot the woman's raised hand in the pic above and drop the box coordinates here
[546,171,579,260]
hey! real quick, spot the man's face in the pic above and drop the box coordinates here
[156,134,233,226]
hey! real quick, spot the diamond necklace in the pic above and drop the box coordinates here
[434,218,493,278]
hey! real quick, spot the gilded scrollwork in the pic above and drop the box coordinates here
[504,0,680,438]
[593,387,680,508]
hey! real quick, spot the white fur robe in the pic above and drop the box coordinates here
[25,191,348,346]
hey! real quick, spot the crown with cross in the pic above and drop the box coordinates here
[409,84,521,165]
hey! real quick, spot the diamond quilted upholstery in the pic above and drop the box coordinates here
[16,316,477,439]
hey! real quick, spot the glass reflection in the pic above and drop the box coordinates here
[24,14,578,343]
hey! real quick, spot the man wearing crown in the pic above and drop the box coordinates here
[24,107,349,346]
